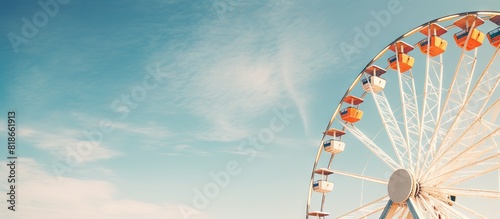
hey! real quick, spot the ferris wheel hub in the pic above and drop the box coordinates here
[387,169,417,204]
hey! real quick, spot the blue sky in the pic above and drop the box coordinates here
[1,1,500,219]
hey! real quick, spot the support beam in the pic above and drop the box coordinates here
[379,200,399,219]
[406,198,424,219]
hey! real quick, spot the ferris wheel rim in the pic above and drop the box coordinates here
[306,10,500,219]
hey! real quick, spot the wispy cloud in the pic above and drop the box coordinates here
[19,126,122,162]
[159,152,181,156]
[5,1,341,146]
[112,121,175,139]
[0,158,203,219]
[160,144,211,156]
[142,2,342,142]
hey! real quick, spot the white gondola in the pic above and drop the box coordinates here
[363,65,387,93]
[313,180,334,193]
[362,76,386,93]
[313,168,335,193]
[323,139,345,154]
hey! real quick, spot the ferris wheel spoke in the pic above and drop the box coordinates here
[417,193,441,219]
[436,78,500,160]
[417,45,444,178]
[332,169,388,185]
[423,47,479,172]
[397,207,413,219]
[438,160,500,187]
[341,122,400,170]
[430,154,500,187]
[405,209,415,219]
[420,192,463,218]
[394,205,406,218]
[432,48,500,164]
[453,200,488,218]
[394,48,420,172]
[446,164,500,187]
[421,99,500,181]
[433,124,499,173]
[430,127,499,177]
[335,195,389,219]
[430,196,469,219]
[424,151,500,186]
[424,18,482,172]
[363,74,408,168]
[425,186,500,199]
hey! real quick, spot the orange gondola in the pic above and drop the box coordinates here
[388,53,415,73]
[487,27,500,47]
[418,36,448,57]
[454,28,485,51]
[452,15,485,51]
[340,107,363,123]
[388,41,415,73]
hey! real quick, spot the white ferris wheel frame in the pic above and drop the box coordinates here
[306,11,500,219]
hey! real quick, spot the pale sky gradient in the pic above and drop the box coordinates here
[1,1,500,219]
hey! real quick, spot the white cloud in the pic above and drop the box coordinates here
[217,147,273,159]
[112,122,174,139]
[19,127,122,162]
[72,166,118,178]
[66,113,175,140]
[0,158,204,219]
[169,144,211,156]
[175,144,190,151]
[159,152,181,156]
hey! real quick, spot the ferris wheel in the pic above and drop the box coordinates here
[306,11,500,219]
